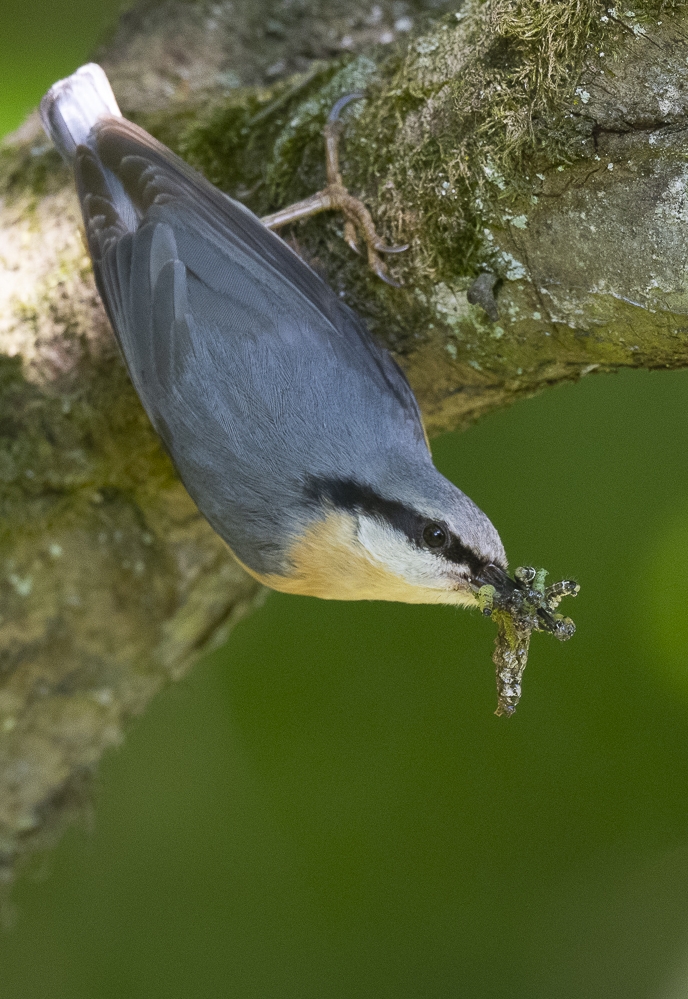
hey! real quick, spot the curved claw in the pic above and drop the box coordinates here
[370,256,403,287]
[379,272,403,288]
[375,242,409,255]
[328,92,365,123]
[344,219,360,255]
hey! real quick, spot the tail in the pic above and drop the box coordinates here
[39,63,121,164]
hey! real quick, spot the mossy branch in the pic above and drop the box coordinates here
[1,0,687,879]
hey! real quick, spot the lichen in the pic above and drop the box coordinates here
[350,0,622,282]
[138,0,680,369]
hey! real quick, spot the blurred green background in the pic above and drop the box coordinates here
[0,0,127,136]
[4,5,688,998]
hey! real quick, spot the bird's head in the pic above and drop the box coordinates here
[257,460,511,606]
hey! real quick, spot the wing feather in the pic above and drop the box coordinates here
[86,117,425,428]
[70,114,433,571]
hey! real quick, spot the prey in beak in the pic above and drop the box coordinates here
[469,563,579,717]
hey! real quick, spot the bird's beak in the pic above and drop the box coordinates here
[470,562,522,600]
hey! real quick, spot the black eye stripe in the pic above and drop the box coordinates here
[444,538,484,575]
[306,477,417,537]
[306,476,486,574]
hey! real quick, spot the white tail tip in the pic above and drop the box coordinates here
[40,63,121,163]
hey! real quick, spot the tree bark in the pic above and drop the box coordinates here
[0,0,685,878]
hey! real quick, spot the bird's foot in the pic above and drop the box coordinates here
[261,93,408,286]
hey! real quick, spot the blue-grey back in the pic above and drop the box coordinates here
[76,118,429,573]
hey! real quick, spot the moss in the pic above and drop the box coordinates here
[130,2,645,357]
[348,2,617,279]
[171,53,380,214]
[0,351,176,542]
[0,144,69,203]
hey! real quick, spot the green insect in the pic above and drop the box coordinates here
[478,584,496,617]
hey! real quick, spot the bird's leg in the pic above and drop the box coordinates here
[261,94,408,286]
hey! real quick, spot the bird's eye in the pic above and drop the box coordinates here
[422,522,447,549]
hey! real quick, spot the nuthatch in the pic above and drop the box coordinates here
[40,64,514,610]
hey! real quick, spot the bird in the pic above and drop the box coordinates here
[40,63,514,610]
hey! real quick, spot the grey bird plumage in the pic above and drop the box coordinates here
[40,64,508,606]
